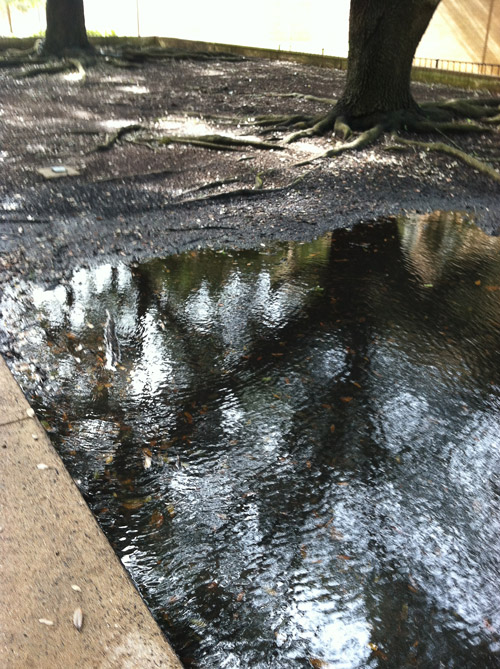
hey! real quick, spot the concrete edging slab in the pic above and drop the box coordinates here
[0,355,182,669]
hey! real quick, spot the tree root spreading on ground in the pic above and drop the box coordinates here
[17,57,86,80]
[93,124,145,152]
[387,136,500,184]
[84,93,500,196]
[256,92,337,105]
[0,44,243,77]
[253,95,500,184]
[92,126,284,154]
[176,166,321,205]
[156,134,283,151]
[5,43,498,195]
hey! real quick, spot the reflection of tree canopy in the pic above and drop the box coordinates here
[11,217,500,667]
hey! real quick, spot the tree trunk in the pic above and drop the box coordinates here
[337,0,441,124]
[43,0,93,57]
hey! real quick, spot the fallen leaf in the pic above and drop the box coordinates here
[330,424,336,433]
[144,455,152,469]
[71,584,82,592]
[190,618,207,628]
[121,497,147,510]
[37,463,49,470]
[150,510,164,528]
[38,618,54,626]
[336,554,353,560]
[309,659,328,668]
[236,591,245,602]
[340,396,353,403]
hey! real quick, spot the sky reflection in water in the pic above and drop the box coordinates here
[5,212,500,668]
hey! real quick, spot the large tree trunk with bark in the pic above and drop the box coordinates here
[337,0,441,126]
[42,0,93,57]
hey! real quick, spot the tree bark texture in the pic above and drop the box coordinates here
[338,0,441,121]
[43,0,92,56]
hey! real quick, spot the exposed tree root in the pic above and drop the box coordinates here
[156,134,283,151]
[387,136,500,184]
[162,110,252,126]
[92,124,283,153]
[90,167,174,183]
[93,124,145,152]
[294,124,385,167]
[255,113,320,131]
[407,120,492,133]
[108,44,244,63]
[0,44,241,76]
[176,165,319,205]
[257,92,337,105]
[17,57,86,79]
[253,95,500,184]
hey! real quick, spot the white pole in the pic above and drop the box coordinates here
[482,0,495,64]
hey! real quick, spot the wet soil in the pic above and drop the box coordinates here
[1,53,500,287]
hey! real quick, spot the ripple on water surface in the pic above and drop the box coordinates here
[4,212,500,668]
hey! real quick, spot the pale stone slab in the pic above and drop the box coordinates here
[0,360,181,669]
[0,356,32,426]
[37,165,80,179]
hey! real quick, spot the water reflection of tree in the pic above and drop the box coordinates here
[28,217,500,667]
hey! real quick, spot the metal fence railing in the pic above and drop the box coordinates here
[413,57,500,78]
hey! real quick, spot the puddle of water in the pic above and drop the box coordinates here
[3,211,500,668]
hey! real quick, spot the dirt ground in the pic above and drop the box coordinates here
[1,51,500,287]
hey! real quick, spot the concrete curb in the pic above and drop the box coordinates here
[0,355,182,668]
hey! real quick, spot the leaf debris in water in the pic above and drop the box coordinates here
[73,607,83,631]
[150,510,164,528]
[121,496,149,510]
